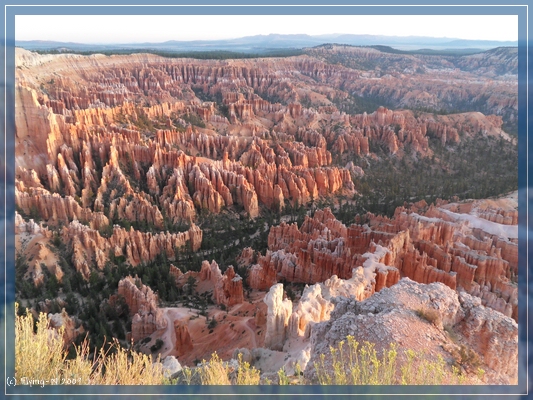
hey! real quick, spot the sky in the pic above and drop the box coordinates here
[16,15,518,44]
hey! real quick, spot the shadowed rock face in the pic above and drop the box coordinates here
[199,260,244,307]
[118,276,167,342]
[305,45,517,119]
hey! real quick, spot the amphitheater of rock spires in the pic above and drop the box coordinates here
[14,45,518,384]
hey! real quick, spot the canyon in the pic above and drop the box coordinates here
[13,45,519,386]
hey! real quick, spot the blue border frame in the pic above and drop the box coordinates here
[0,2,529,398]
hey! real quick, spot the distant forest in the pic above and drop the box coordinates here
[28,44,485,59]
[31,48,305,60]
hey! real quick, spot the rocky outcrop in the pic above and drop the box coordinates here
[250,208,399,289]
[249,194,517,322]
[15,212,63,286]
[477,209,517,225]
[305,278,517,384]
[48,309,85,347]
[236,247,257,268]
[174,320,193,356]
[110,193,165,230]
[61,220,202,278]
[169,264,183,283]
[15,85,67,175]
[264,284,293,351]
[118,276,167,341]
[16,50,366,223]
[15,212,52,237]
[287,284,332,339]
[456,291,518,380]
[160,356,183,379]
[26,242,64,287]
[16,186,109,230]
[263,266,377,345]
[199,260,244,307]
[232,348,253,364]
[247,250,289,291]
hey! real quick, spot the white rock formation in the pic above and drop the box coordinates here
[264,283,293,351]
[161,356,182,378]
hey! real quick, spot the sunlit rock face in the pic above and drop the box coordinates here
[14,46,517,383]
[247,195,517,322]
[264,284,292,351]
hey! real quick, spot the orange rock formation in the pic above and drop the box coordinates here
[247,197,517,322]
[118,276,167,341]
[174,320,194,356]
[199,260,244,307]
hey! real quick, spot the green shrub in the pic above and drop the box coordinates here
[235,353,260,385]
[459,344,482,369]
[416,308,441,325]
[277,367,289,385]
[150,338,164,353]
[207,317,217,329]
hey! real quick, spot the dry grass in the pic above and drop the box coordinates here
[15,304,68,382]
[16,304,477,386]
[15,304,166,385]
[235,353,261,385]
[198,353,232,385]
[197,352,260,385]
[90,340,164,385]
[314,335,469,385]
